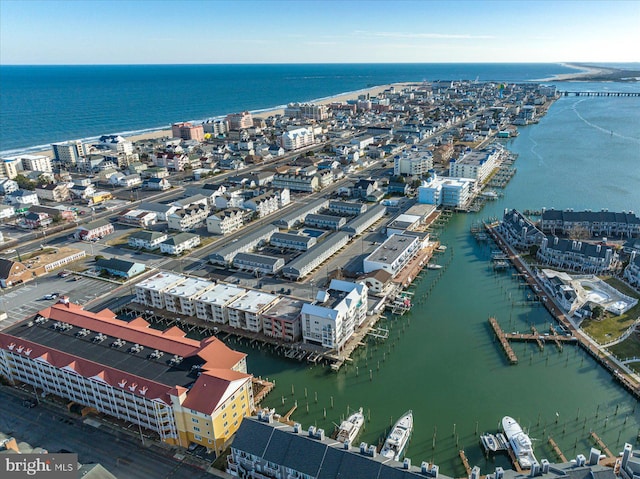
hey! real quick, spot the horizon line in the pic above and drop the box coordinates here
[2,61,637,67]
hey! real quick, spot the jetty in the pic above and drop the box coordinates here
[489,317,518,364]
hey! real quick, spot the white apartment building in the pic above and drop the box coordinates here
[128,231,169,251]
[272,173,319,192]
[163,277,215,317]
[227,291,280,333]
[243,191,279,218]
[20,155,53,173]
[280,127,315,151]
[0,157,21,179]
[118,209,158,228]
[195,283,247,324]
[207,209,245,235]
[135,271,187,309]
[167,204,210,232]
[624,253,640,287]
[160,233,201,255]
[393,148,433,177]
[363,234,422,278]
[417,174,475,209]
[98,135,134,155]
[449,148,500,184]
[301,280,368,350]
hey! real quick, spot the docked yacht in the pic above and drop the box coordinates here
[336,408,365,444]
[502,416,537,468]
[380,410,413,462]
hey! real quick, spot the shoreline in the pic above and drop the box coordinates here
[2,83,408,159]
[536,62,640,82]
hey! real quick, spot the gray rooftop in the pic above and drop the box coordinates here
[282,232,350,277]
[366,234,417,265]
[343,204,386,232]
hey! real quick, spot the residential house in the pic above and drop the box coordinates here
[35,183,70,202]
[0,259,36,288]
[95,258,146,278]
[0,179,19,195]
[352,179,378,199]
[623,253,640,288]
[75,219,114,240]
[142,177,171,190]
[5,190,39,208]
[138,202,179,222]
[206,208,245,235]
[128,230,169,251]
[498,208,545,250]
[536,237,619,274]
[232,252,284,275]
[118,209,157,228]
[0,205,16,221]
[22,212,52,229]
[160,232,201,255]
[167,204,209,232]
[243,190,279,218]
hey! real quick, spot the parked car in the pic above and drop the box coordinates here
[43,293,59,300]
[58,271,71,278]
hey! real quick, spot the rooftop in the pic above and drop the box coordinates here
[366,234,418,265]
[137,271,186,292]
[262,297,304,323]
[228,290,279,314]
[165,277,214,298]
[196,282,247,306]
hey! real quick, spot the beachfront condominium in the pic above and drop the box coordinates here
[52,140,86,165]
[280,127,315,151]
[226,111,253,130]
[171,122,205,142]
[20,154,53,173]
[418,174,475,209]
[0,157,21,179]
[0,298,254,455]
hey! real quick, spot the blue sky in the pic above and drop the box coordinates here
[1,0,638,64]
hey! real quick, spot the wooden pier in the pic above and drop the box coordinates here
[489,317,518,364]
[459,450,472,477]
[562,91,640,97]
[590,431,614,459]
[506,447,524,473]
[252,378,275,405]
[548,436,567,462]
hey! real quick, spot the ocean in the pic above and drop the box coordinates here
[0,63,579,155]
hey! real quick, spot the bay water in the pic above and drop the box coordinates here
[246,82,640,476]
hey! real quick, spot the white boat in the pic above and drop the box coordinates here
[427,263,442,270]
[336,408,365,444]
[502,416,537,469]
[481,433,499,452]
[380,410,413,462]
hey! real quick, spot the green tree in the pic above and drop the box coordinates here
[15,174,36,190]
[592,305,604,320]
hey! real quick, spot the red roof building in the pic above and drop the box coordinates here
[0,298,254,453]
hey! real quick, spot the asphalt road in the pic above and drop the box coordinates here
[0,386,214,479]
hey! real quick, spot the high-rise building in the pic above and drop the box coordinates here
[52,140,86,165]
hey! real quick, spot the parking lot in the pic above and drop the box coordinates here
[0,274,118,328]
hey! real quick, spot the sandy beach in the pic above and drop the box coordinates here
[536,63,617,82]
[25,83,410,157]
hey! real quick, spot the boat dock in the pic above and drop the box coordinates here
[548,436,567,462]
[503,325,577,350]
[485,223,640,398]
[489,317,518,364]
[459,450,472,477]
[590,431,615,459]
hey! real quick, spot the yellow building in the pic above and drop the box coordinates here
[0,299,254,454]
[90,191,114,204]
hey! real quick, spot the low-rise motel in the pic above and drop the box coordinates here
[0,297,254,455]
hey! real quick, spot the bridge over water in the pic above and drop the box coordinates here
[561,91,640,97]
